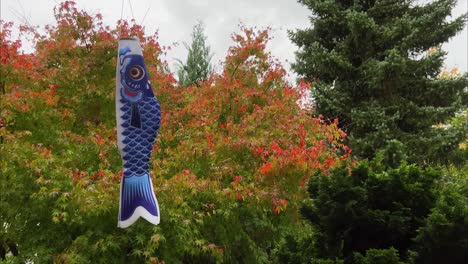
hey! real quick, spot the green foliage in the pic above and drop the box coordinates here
[177,21,213,87]
[373,139,408,169]
[0,2,348,262]
[301,161,441,262]
[2,1,465,262]
[310,260,344,264]
[290,0,468,164]
[353,248,403,264]
[437,109,468,165]
[410,165,468,264]
[272,230,315,263]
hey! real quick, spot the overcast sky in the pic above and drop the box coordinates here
[1,0,467,78]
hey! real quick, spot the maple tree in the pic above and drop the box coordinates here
[0,2,348,262]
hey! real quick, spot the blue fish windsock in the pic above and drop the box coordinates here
[116,38,161,228]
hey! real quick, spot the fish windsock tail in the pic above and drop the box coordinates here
[118,173,160,228]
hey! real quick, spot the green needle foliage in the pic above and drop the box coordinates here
[301,161,441,263]
[290,0,468,164]
[353,248,404,264]
[177,21,213,87]
[410,165,468,264]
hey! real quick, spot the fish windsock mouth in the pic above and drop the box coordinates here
[118,38,143,57]
[119,37,139,41]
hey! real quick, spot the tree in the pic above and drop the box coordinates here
[0,2,349,262]
[177,21,213,87]
[410,165,468,264]
[301,161,441,262]
[353,248,404,264]
[290,0,468,164]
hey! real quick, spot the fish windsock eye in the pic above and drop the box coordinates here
[128,65,145,81]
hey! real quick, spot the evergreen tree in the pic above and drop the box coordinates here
[301,161,441,262]
[290,0,468,163]
[177,21,213,87]
[410,166,468,264]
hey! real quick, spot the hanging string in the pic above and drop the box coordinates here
[119,0,151,38]
[140,2,152,26]
[127,0,135,21]
[120,0,124,21]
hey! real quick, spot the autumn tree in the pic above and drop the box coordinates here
[0,2,349,262]
[177,21,213,87]
[290,0,468,164]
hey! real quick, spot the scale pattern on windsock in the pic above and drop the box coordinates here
[120,97,161,177]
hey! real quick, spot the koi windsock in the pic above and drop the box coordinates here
[116,38,161,228]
